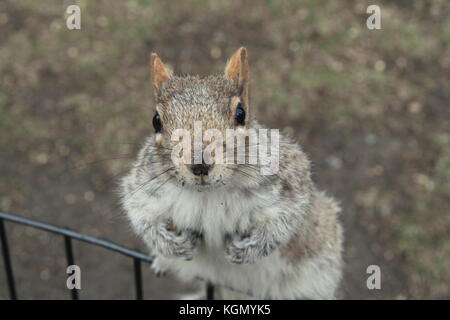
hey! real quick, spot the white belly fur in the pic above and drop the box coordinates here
[146,184,339,299]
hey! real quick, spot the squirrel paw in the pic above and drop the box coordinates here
[151,256,170,277]
[155,221,200,260]
[225,233,262,264]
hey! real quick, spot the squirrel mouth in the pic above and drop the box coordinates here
[192,175,211,188]
[200,176,208,185]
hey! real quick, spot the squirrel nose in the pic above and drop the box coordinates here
[190,163,213,176]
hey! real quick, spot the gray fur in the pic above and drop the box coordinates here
[120,52,343,299]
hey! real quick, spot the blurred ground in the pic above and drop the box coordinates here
[0,0,449,299]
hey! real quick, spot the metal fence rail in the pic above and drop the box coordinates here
[0,212,214,300]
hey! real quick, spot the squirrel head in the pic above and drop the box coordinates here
[146,48,259,189]
[150,47,249,134]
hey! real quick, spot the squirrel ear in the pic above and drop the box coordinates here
[224,47,250,102]
[149,53,172,96]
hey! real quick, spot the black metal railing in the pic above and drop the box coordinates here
[0,212,214,300]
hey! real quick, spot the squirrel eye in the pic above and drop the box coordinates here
[235,103,246,125]
[152,113,162,132]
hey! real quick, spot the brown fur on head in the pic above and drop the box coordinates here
[149,47,250,135]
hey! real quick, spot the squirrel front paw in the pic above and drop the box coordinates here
[225,231,276,264]
[152,221,200,260]
[151,256,169,277]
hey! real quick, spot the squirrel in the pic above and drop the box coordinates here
[120,47,343,299]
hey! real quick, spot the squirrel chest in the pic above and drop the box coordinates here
[158,184,278,248]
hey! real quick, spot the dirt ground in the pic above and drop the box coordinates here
[0,0,449,299]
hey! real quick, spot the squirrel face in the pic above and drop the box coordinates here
[146,48,256,189]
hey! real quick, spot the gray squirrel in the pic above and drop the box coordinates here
[120,47,343,299]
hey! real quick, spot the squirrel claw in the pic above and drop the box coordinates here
[155,222,200,260]
[225,233,257,264]
[155,270,167,277]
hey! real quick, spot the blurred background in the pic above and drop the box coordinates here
[0,0,449,299]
